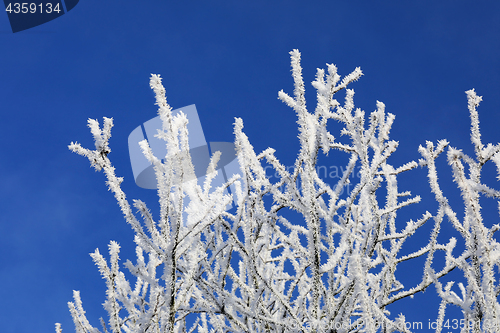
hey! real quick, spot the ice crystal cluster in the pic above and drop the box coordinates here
[60,50,500,333]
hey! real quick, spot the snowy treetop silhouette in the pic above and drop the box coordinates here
[62,50,500,333]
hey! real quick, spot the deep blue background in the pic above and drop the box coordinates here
[1,1,500,331]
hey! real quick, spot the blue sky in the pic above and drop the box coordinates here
[1,1,500,332]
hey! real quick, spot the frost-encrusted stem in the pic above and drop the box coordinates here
[417,89,500,333]
[62,51,500,333]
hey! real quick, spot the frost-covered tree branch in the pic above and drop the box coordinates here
[417,89,500,333]
[58,50,500,333]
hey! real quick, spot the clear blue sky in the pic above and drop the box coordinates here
[1,1,500,332]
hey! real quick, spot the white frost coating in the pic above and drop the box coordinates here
[63,50,500,333]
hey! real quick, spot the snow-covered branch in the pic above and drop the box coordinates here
[60,51,500,333]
